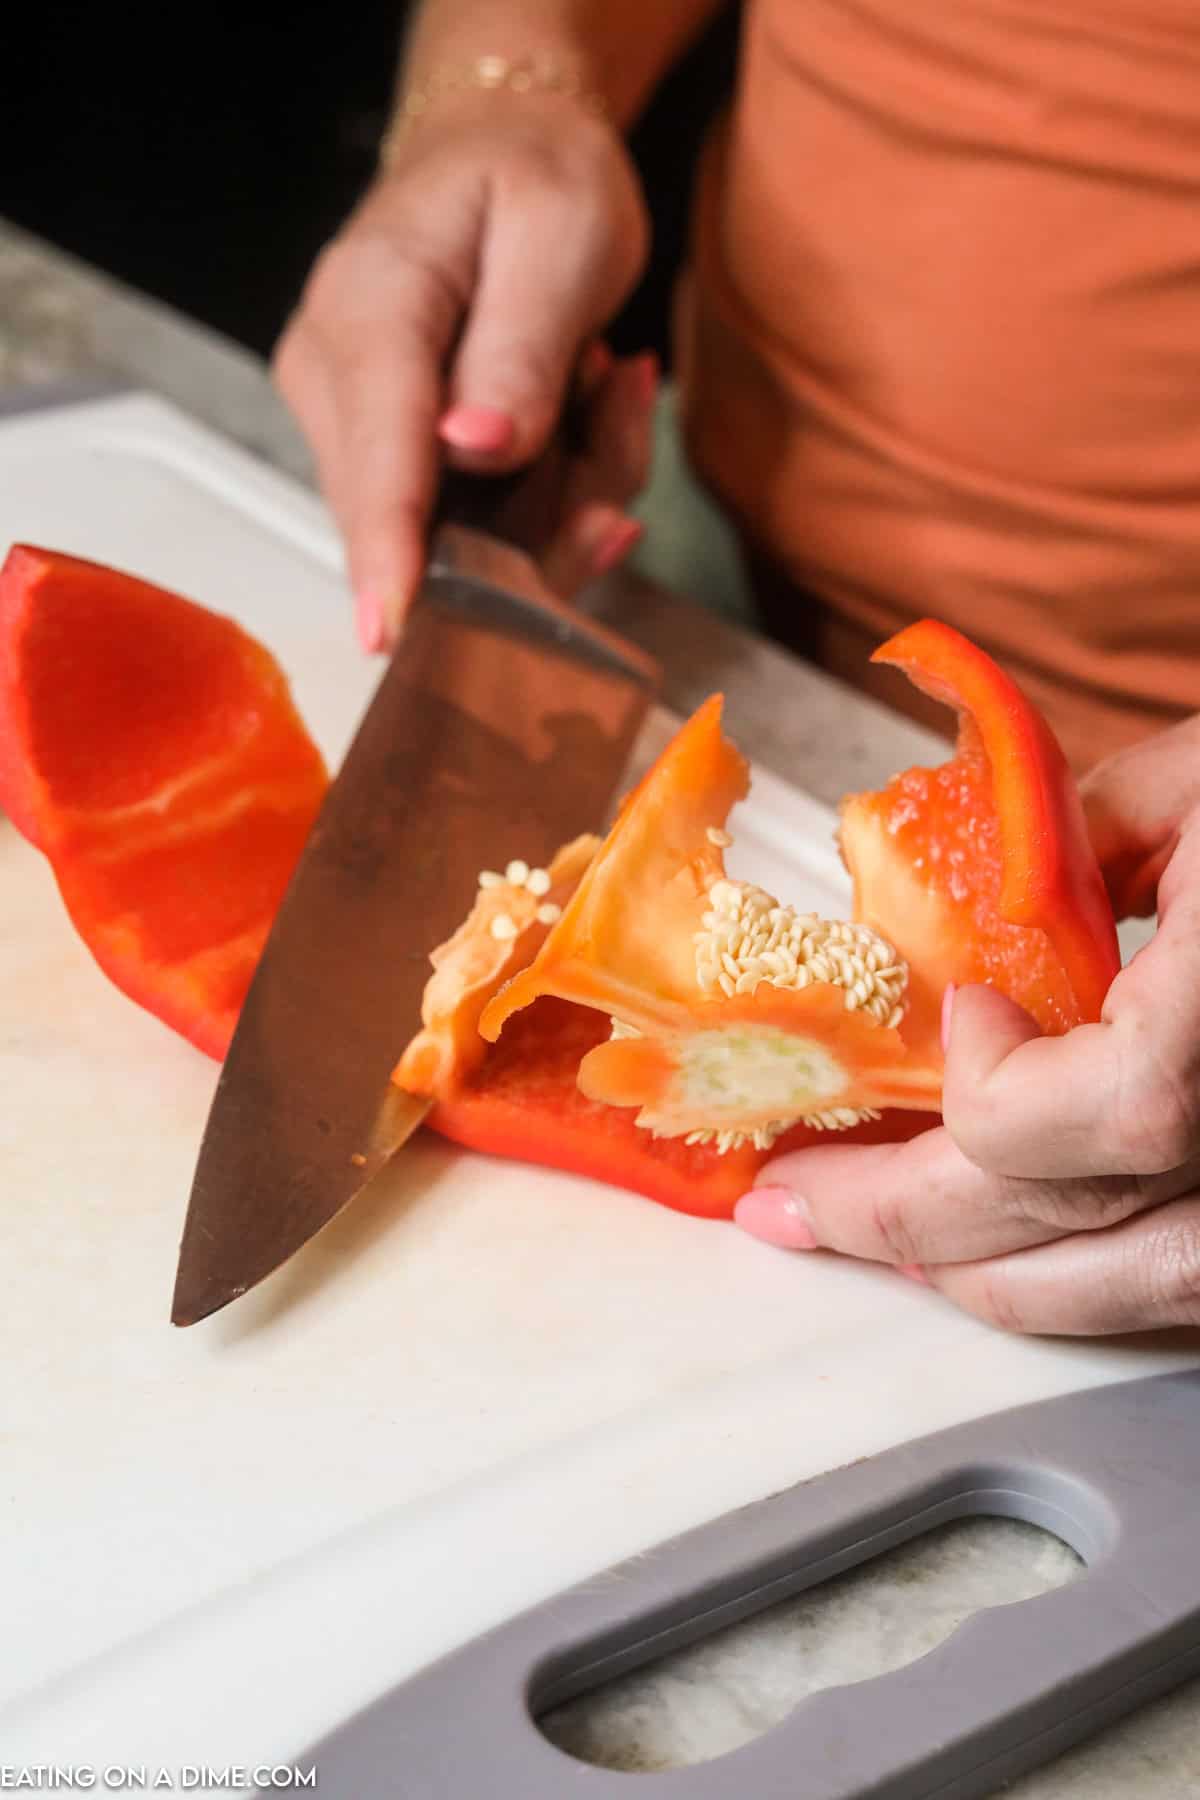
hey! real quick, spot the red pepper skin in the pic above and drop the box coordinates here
[427,998,936,1220]
[0,545,328,1059]
[871,621,1120,1023]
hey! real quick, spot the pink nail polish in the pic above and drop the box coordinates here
[439,405,515,454]
[356,590,385,655]
[940,981,957,1056]
[734,1186,818,1251]
[591,518,643,578]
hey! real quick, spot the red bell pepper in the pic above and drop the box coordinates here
[839,619,1121,1058]
[0,545,328,1058]
[4,548,1116,1218]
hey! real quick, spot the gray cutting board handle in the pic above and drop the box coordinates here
[297,1371,1200,1798]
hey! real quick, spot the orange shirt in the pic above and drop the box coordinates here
[676,0,1200,769]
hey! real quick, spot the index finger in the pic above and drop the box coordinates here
[321,261,462,642]
[739,1122,1197,1269]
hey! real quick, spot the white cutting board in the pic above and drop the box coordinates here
[0,394,1193,1766]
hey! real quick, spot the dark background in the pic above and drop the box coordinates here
[3,4,740,367]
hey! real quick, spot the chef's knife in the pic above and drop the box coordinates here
[171,463,658,1327]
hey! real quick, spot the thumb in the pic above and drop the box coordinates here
[940,982,1044,1167]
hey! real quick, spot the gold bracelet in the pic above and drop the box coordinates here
[380,53,609,166]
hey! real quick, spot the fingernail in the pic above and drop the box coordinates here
[439,405,515,454]
[356,589,386,655]
[734,1186,818,1250]
[940,982,957,1056]
[591,517,643,578]
[897,1263,930,1286]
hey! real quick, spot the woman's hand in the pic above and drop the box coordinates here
[273,90,652,651]
[735,718,1200,1336]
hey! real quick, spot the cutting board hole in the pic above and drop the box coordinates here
[538,1516,1080,1772]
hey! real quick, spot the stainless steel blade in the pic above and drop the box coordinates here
[171,527,658,1325]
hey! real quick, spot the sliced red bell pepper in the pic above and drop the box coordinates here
[427,995,936,1219]
[405,626,1119,1205]
[0,545,328,1058]
[478,697,941,1145]
[839,619,1120,1056]
[5,549,1114,1219]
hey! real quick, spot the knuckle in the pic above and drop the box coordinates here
[1145,1217,1200,1323]
[1118,1064,1200,1173]
[1003,1174,1141,1236]
[972,1268,1031,1336]
[865,1187,922,1266]
[307,228,464,342]
[556,173,622,251]
[384,251,466,340]
[941,1080,1005,1170]
[499,141,644,272]
[483,339,561,410]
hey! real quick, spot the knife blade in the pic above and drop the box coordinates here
[171,509,658,1326]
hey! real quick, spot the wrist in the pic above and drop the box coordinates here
[384,50,612,166]
[381,58,626,176]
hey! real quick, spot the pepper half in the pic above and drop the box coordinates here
[839,619,1121,1057]
[0,545,328,1058]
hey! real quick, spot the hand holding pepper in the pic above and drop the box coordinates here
[737,716,1200,1336]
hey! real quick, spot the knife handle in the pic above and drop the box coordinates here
[432,380,591,559]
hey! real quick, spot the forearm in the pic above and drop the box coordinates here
[401,0,726,128]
